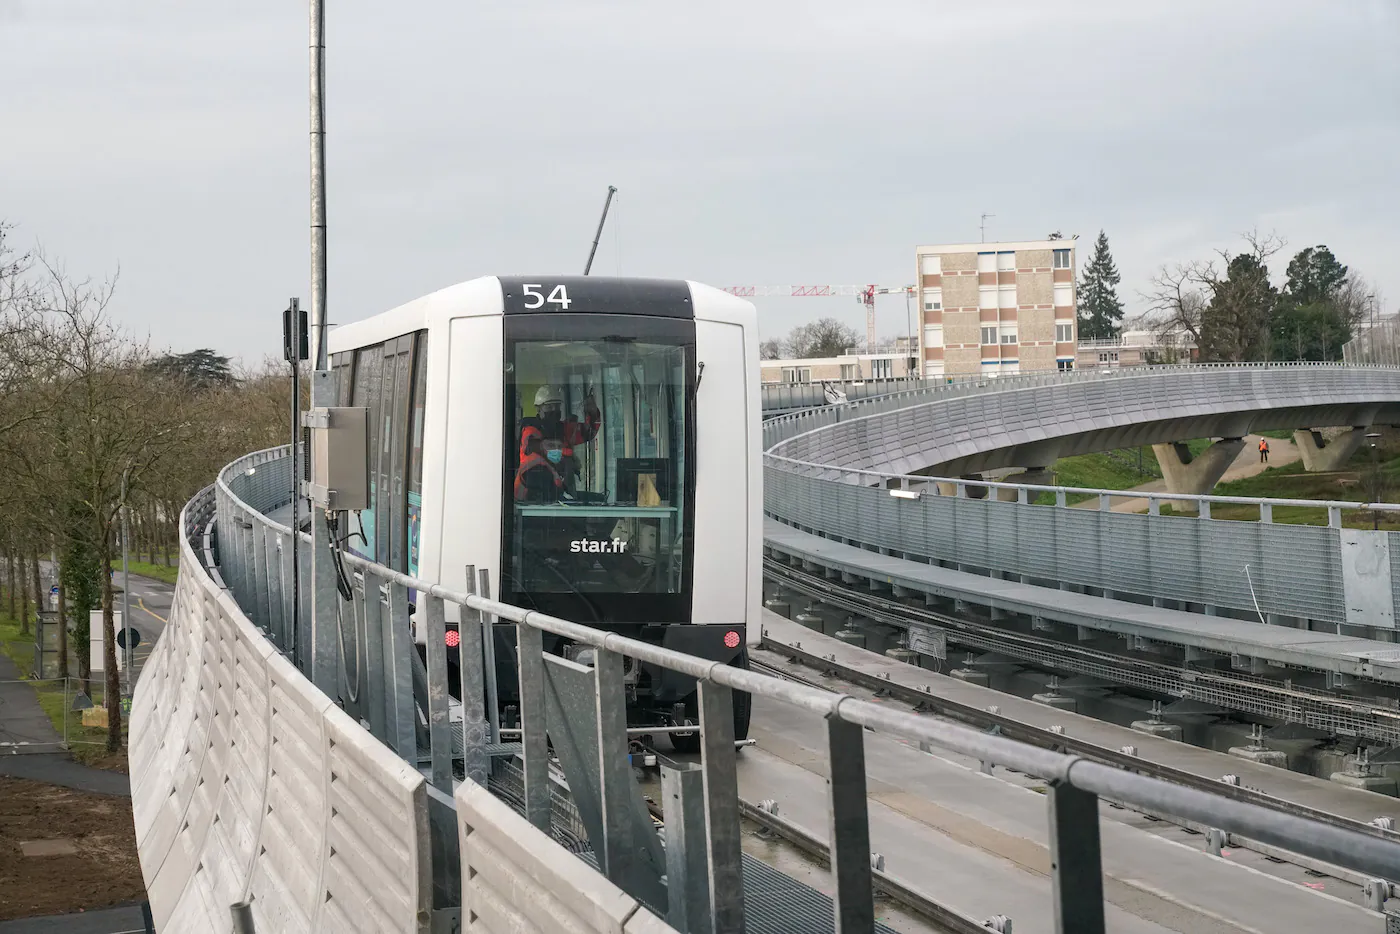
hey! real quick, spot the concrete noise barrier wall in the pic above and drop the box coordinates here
[455,782,678,934]
[130,495,432,933]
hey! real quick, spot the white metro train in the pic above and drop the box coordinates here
[327,276,761,744]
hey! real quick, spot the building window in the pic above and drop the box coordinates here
[920,255,942,275]
[1056,323,1074,342]
[996,251,1016,272]
[1053,283,1073,307]
[923,287,942,311]
[1001,362,1020,375]
[1058,359,1074,372]
[1000,331,1017,344]
[979,288,998,309]
[783,367,811,383]
[981,326,997,345]
[839,364,857,380]
[1097,352,1119,364]
[1053,249,1072,269]
[871,358,893,379]
[998,287,1017,309]
[923,324,943,347]
[977,252,997,273]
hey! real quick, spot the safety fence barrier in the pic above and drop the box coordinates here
[143,442,1400,933]
[762,363,1400,633]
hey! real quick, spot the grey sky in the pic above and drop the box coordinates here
[3,1,1397,362]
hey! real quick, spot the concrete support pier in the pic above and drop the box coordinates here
[1152,438,1245,501]
[995,468,1053,502]
[1330,770,1399,796]
[949,668,991,687]
[1294,427,1368,472]
[1228,745,1289,767]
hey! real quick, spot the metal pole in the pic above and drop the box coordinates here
[583,185,617,275]
[120,467,131,697]
[289,299,301,665]
[230,900,256,934]
[308,0,328,370]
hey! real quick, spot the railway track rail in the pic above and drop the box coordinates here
[765,558,1400,746]
[761,561,1400,855]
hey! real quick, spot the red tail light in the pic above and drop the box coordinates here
[723,630,741,649]
[445,629,460,648]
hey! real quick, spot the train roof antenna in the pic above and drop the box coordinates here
[584,185,618,275]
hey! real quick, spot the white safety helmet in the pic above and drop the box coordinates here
[534,385,563,408]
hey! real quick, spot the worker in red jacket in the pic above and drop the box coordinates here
[514,385,601,501]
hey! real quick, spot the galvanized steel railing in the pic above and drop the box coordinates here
[761,362,1400,632]
[207,443,1400,933]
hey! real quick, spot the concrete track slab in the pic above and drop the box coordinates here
[761,611,1400,826]
[741,689,1380,934]
[765,518,1400,681]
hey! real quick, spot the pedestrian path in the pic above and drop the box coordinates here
[0,655,62,754]
[0,902,149,934]
[0,654,129,795]
[0,753,129,797]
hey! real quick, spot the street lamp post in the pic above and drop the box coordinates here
[120,466,132,698]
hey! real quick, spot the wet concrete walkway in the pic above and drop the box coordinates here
[0,655,129,796]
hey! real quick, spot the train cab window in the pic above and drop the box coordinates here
[350,345,383,560]
[502,314,695,622]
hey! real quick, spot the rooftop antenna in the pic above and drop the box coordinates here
[980,212,995,243]
[584,185,618,275]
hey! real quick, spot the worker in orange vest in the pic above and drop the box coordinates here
[1259,438,1269,463]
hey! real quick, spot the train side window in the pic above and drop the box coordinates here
[351,344,383,560]
[406,331,428,577]
[386,336,413,572]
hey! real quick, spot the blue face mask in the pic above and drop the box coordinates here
[546,449,563,465]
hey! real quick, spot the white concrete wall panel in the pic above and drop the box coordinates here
[455,781,676,934]
[131,495,432,934]
[319,706,431,932]
[243,651,333,934]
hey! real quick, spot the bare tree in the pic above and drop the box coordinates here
[759,337,783,360]
[1143,262,1209,348]
[1141,230,1285,363]
[786,317,861,358]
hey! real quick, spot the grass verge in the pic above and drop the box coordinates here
[109,558,178,585]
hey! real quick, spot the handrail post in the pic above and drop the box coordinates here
[517,620,551,832]
[422,594,453,794]
[698,680,746,931]
[828,715,875,933]
[458,567,489,786]
[1047,782,1106,934]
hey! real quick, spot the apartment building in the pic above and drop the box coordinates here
[1077,328,1199,370]
[917,238,1077,378]
[760,348,919,384]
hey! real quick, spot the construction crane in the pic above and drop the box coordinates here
[720,284,914,351]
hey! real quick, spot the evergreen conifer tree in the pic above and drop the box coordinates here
[1076,230,1124,340]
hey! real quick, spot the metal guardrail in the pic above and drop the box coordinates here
[208,444,1400,933]
[765,558,1400,744]
[761,362,1400,632]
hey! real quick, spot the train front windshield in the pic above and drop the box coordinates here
[501,314,695,623]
